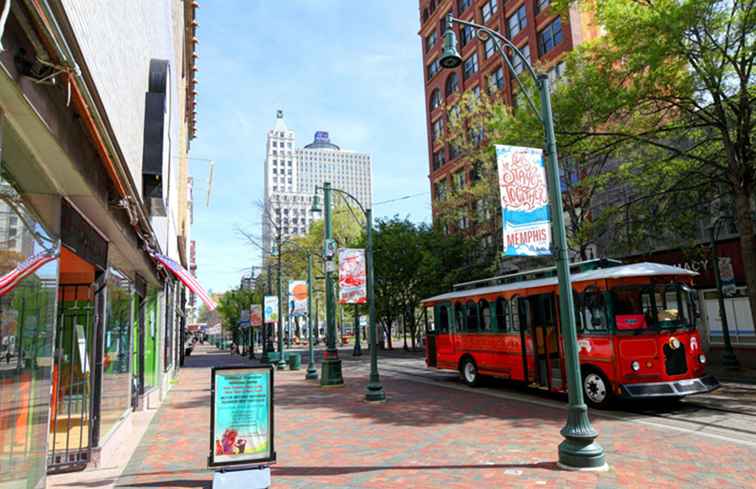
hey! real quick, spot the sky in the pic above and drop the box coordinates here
[188,1,432,294]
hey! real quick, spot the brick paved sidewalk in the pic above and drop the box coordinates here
[111,346,756,489]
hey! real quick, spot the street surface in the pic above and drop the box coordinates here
[75,344,756,488]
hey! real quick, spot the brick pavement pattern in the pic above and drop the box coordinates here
[114,345,756,489]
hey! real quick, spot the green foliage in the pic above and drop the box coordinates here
[215,287,261,338]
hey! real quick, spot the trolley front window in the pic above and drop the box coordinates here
[612,284,694,330]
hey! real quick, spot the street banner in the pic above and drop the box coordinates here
[250,305,263,327]
[209,366,275,468]
[495,145,551,256]
[288,280,308,317]
[239,310,250,328]
[338,248,367,304]
[264,296,278,323]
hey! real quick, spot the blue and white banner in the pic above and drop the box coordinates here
[496,145,551,256]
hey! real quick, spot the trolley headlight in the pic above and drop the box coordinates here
[669,337,681,350]
[699,354,707,364]
[631,361,641,372]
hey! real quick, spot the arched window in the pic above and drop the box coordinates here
[454,302,465,331]
[466,300,479,331]
[480,299,492,331]
[430,89,442,111]
[445,72,459,97]
[495,297,508,331]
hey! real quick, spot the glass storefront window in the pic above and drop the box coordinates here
[0,165,59,488]
[99,269,132,440]
[144,290,158,389]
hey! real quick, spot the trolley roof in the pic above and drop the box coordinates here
[421,262,697,305]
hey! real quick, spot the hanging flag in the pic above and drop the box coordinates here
[0,248,58,297]
[496,145,551,256]
[288,280,307,317]
[338,248,367,304]
[151,252,217,310]
[264,296,278,323]
[250,304,263,327]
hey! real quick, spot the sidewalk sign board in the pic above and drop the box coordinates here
[209,365,276,470]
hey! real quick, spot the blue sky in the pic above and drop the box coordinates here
[189,1,431,293]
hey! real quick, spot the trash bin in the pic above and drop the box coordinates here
[287,353,301,370]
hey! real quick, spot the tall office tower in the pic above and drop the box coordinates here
[262,111,372,260]
[418,0,597,228]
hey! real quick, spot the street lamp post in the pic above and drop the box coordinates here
[276,238,287,370]
[353,304,362,356]
[440,14,604,469]
[709,218,739,368]
[312,184,385,400]
[306,255,318,380]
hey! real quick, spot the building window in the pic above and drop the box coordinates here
[425,30,438,52]
[432,118,444,142]
[460,25,475,47]
[458,0,472,12]
[463,52,479,80]
[445,72,459,96]
[535,0,550,14]
[487,66,505,93]
[512,43,531,75]
[427,58,441,79]
[538,17,563,56]
[452,170,465,190]
[449,144,462,160]
[430,88,442,111]
[434,180,448,200]
[472,84,481,99]
[484,37,496,58]
[481,0,498,23]
[432,150,446,170]
[547,60,567,86]
[507,5,527,38]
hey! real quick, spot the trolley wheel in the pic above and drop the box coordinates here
[460,357,480,387]
[582,369,612,409]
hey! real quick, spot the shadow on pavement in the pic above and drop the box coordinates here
[272,461,560,477]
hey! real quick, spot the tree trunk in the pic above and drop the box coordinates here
[403,312,408,350]
[410,313,417,351]
[734,189,756,333]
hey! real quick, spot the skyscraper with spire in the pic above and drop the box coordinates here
[262,111,372,260]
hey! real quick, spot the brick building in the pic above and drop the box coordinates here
[418,0,597,221]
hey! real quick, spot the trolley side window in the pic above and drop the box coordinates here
[454,302,465,331]
[495,297,509,332]
[465,301,479,331]
[510,296,522,332]
[436,304,450,333]
[479,299,492,331]
[577,287,608,333]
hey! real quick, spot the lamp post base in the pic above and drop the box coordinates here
[320,357,344,386]
[721,349,740,369]
[558,404,606,470]
[305,364,318,380]
[353,342,362,356]
[276,359,287,370]
[365,381,385,402]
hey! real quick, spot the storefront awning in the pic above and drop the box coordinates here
[0,249,58,297]
[151,252,217,311]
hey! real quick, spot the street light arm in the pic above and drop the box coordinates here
[315,184,367,217]
[448,15,543,123]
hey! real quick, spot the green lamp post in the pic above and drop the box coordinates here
[353,304,362,356]
[440,14,605,470]
[312,183,385,400]
[272,240,287,370]
[311,182,344,386]
[306,254,319,380]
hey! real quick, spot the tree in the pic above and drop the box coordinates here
[545,0,756,328]
[215,287,260,342]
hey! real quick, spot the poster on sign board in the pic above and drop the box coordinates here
[496,145,551,256]
[338,248,367,304]
[209,366,275,468]
[288,280,308,317]
[250,305,263,327]
[264,296,278,323]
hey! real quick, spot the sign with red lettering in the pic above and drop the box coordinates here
[496,145,551,256]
